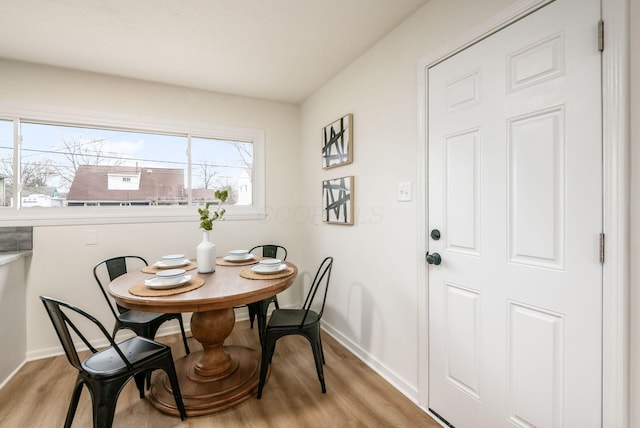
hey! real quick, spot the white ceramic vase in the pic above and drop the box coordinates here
[196,230,216,273]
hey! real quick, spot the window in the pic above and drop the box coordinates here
[0,104,265,225]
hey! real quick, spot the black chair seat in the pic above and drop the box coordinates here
[82,336,166,376]
[267,308,320,329]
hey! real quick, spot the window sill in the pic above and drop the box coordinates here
[0,207,267,227]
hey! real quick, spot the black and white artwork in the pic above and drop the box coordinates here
[322,114,353,169]
[322,176,354,225]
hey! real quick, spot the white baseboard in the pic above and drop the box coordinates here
[320,320,426,412]
[0,360,27,390]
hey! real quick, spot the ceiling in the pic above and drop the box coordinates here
[0,0,428,104]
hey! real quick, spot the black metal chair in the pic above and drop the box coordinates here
[40,295,187,428]
[245,245,287,336]
[257,256,333,398]
[93,256,190,357]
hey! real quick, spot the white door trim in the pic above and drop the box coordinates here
[415,0,630,426]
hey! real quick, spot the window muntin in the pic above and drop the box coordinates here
[0,120,12,208]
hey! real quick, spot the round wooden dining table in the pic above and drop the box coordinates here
[108,259,297,417]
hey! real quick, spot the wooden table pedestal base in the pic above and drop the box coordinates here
[148,307,263,416]
[149,346,261,416]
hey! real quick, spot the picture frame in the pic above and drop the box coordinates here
[322,175,354,225]
[322,113,353,169]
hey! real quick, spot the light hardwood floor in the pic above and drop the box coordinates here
[0,320,440,427]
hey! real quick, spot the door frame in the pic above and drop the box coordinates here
[415,0,630,426]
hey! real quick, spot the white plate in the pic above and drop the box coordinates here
[258,258,281,266]
[228,249,249,256]
[156,268,186,278]
[223,254,255,262]
[154,259,190,268]
[251,263,288,274]
[144,274,192,289]
[162,254,185,260]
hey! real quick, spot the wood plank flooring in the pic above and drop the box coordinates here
[0,321,440,427]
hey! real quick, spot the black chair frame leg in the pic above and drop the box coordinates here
[64,377,85,428]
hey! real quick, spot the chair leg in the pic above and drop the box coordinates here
[309,332,326,393]
[137,325,162,390]
[176,316,190,355]
[248,303,257,329]
[256,300,269,347]
[257,357,268,399]
[89,379,125,428]
[319,335,325,364]
[257,336,276,399]
[134,373,146,399]
[163,360,187,420]
[64,376,85,428]
[273,296,280,309]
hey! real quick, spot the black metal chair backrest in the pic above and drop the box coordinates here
[250,244,287,261]
[93,256,147,317]
[40,296,133,372]
[300,256,333,326]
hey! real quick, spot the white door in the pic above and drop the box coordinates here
[427,1,602,427]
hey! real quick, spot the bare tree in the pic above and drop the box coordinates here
[21,160,56,188]
[51,136,123,188]
[198,160,218,189]
[0,157,55,189]
[231,141,253,180]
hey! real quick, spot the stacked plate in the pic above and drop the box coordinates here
[223,249,255,262]
[154,254,190,269]
[251,258,287,274]
[144,268,192,289]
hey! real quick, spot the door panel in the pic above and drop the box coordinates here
[445,129,480,255]
[507,302,565,428]
[427,1,602,427]
[508,107,565,268]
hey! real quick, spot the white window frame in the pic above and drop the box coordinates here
[0,101,266,226]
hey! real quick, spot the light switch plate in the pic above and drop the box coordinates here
[398,181,412,202]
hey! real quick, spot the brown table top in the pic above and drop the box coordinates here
[108,261,298,313]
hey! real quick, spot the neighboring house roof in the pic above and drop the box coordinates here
[67,165,187,202]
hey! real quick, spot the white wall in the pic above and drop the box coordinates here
[299,0,518,401]
[0,255,27,385]
[0,59,307,357]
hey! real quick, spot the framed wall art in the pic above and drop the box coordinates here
[322,175,354,225]
[322,113,353,169]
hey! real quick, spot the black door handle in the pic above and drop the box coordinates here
[426,252,441,265]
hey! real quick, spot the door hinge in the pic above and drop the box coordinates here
[598,20,604,52]
[599,233,605,264]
